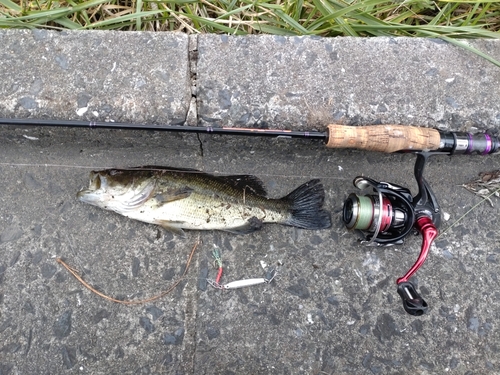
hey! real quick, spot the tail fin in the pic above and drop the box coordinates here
[283,179,332,230]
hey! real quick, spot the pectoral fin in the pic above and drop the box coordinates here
[155,187,193,205]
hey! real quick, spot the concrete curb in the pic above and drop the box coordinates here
[197,35,500,131]
[0,30,190,124]
[1,30,499,132]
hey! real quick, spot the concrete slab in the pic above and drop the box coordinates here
[197,35,500,132]
[2,126,500,374]
[0,30,191,124]
[1,30,500,374]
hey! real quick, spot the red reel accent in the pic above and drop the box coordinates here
[379,197,393,232]
[396,216,438,284]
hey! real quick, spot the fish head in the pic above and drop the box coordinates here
[77,169,155,212]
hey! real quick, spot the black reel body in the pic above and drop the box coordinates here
[342,153,441,316]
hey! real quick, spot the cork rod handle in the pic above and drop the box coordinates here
[326,124,442,153]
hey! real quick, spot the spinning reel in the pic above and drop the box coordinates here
[343,153,440,316]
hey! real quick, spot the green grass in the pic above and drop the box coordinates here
[1,0,500,64]
[0,0,499,36]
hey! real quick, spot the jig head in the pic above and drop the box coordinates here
[343,152,441,316]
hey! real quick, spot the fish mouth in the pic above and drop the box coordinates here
[76,188,95,202]
[76,172,105,203]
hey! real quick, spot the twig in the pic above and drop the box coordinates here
[56,238,200,305]
[438,187,500,239]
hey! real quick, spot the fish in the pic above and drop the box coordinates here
[76,166,331,235]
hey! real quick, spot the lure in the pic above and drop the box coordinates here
[207,266,278,290]
[219,278,269,290]
[212,247,223,284]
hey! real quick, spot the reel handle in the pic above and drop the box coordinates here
[397,216,438,284]
[396,215,437,316]
[397,282,428,316]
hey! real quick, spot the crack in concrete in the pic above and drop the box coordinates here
[196,132,204,157]
[186,34,198,127]
[182,34,201,365]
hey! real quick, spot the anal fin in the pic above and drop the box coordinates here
[224,217,263,235]
[157,220,186,237]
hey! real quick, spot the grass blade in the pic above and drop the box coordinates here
[273,9,310,34]
[136,0,143,30]
[82,9,164,29]
[440,36,500,68]
[0,0,20,12]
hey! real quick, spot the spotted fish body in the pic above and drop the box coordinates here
[77,166,331,235]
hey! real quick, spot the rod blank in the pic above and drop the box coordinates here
[2,117,499,154]
[0,118,328,141]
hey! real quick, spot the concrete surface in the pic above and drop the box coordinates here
[1,30,500,374]
[196,35,500,131]
[0,30,190,124]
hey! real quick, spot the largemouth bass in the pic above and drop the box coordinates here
[77,166,331,235]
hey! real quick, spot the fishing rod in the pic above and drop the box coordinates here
[3,116,498,315]
[1,117,499,155]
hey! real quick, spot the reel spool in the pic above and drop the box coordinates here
[342,153,440,316]
[343,177,414,246]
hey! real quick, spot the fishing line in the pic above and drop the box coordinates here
[0,161,349,181]
[437,186,500,240]
[0,162,102,169]
[5,119,500,315]
[2,161,492,240]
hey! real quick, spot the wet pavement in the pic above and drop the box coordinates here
[1,126,500,374]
